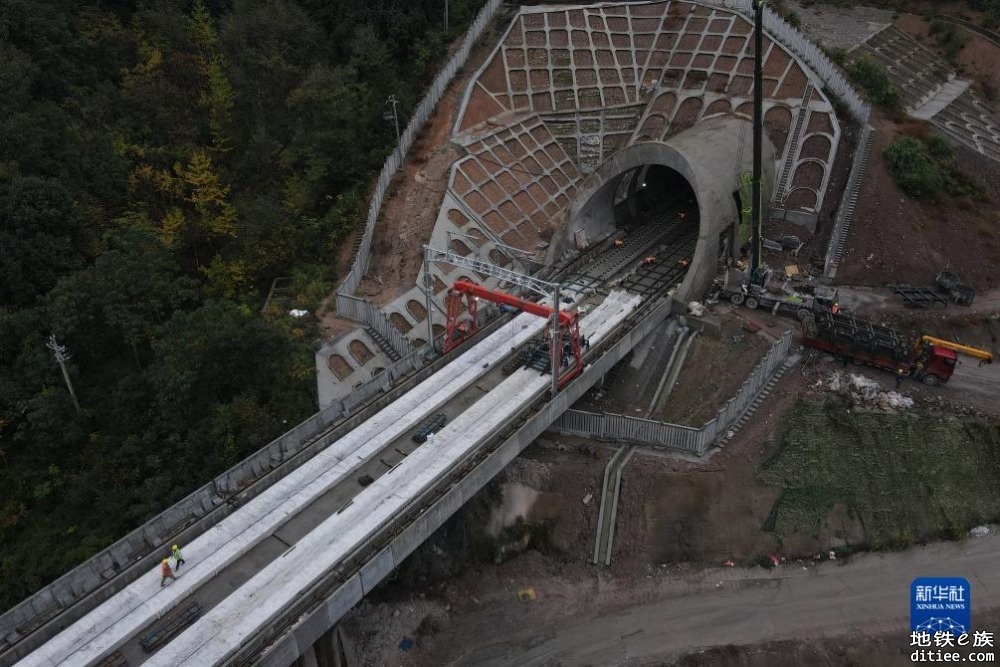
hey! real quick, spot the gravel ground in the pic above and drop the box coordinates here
[785,1,894,51]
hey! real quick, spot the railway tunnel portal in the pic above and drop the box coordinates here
[565,116,776,300]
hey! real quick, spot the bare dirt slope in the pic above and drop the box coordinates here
[834,112,1000,290]
[356,28,502,305]
[895,12,1000,109]
[655,315,773,426]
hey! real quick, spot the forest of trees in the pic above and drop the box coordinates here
[0,0,485,609]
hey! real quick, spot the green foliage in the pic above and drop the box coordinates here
[0,177,84,307]
[0,0,487,609]
[884,135,987,201]
[784,10,802,28]
[929,21,969,62]
[759,399,1000,548]
[828,47,849,66]
[848,54,901,110]
[884,137,943,199]
[924,134,954,160]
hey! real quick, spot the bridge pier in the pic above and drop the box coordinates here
[296,624,356,667]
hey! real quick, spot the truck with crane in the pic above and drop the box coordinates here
[802,311,993,386]
[714,265,838,320]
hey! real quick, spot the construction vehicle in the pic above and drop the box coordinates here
[715,266,838,321]
[443,279,584,389]
[919,336,993,364]
[802,312,992,386]
[412,413,447,443]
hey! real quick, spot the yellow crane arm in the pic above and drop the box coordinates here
[920,335,994,363]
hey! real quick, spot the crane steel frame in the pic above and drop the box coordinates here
[422,245,568,393]
[443,279,583,390]
[919,336,994,364]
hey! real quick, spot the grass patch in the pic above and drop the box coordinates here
[757,399,1000,548]
[884,135,987,201]
[848,54,902,111]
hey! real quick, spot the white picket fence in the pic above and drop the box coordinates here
[551,331,793,455]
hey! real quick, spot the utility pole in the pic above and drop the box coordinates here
[748,0,764,287]
[46,335,81,414]
[550,284,561,396]
[422,246,436,352]
[445,0,449,34]
[384,94,400,144]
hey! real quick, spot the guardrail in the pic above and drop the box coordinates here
[550,331,793,455]
[337,0,503,301]
[0,310,511,666]
[246,295,680,667]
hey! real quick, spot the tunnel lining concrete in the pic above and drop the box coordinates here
[562,116,776,301]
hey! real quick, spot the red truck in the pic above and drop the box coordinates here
[802,312,960,386]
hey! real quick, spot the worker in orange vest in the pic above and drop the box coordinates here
[160,558,177,588]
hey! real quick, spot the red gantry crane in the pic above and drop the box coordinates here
[443,279,584,388]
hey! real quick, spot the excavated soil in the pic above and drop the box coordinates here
[833,112,1000,290]
[653,316,773,426]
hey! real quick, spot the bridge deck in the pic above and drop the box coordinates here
[15,219,695,667]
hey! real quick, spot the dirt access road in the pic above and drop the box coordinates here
[417,534,1000,666]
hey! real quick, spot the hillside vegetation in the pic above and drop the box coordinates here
[0,0,484,609]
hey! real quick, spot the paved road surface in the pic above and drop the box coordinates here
[836,285,1000,316]
[437,534,1000,666]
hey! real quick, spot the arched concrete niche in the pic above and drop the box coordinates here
[563,116,776,300]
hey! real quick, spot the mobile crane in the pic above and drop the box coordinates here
[919,336,994,365]
[443,279,584,388]
[802,312,993,385]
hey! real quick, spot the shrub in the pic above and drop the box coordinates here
[785,10,802,28]
[924,134,954,160]
[828,47,849,66]
[883,137,942,199]
[848,55,902,110]
[941,28,969,61]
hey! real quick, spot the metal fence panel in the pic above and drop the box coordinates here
[549,332,793,455]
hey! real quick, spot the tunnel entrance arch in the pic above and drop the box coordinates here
[561,117,775,301]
